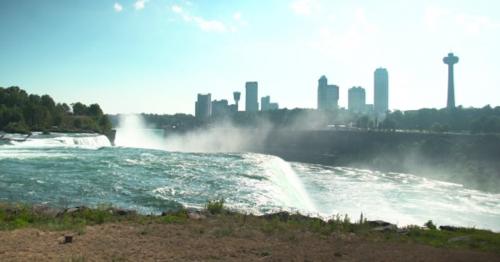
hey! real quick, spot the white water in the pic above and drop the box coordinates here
[2,114,500,230]
[258,154,318,214]
[5,133,111,149]
[113,114,318,214]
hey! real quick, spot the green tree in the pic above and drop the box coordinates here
[72,102,88,116]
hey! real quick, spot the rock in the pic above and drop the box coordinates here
[58,235,73,244]
[338,233,355,241]
[188,212,206,220]
[32,204,61,218]
[440,225,461,232]
[112,208,134,216]
[367,220,394,227]
[397,228,409,234]
[66,207,79,214]
[372,225,397,232]
[56,206,91,217]
[368,220,398,232]
[64,206,88,214]
[448,236,471,243]
[263,212,291,222]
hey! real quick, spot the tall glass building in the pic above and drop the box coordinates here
[374,68,389,115]
[245,82,259,112]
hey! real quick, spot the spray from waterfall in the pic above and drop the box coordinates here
[114,114,166,150]
[256,154,318,214]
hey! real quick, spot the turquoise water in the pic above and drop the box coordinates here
[1,131,500,231]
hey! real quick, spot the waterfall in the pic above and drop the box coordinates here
[6,133,111,149]
[260,155,317,214]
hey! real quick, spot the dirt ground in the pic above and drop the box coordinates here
[1,220,499,262]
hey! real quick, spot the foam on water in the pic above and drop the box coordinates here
[294,164,500,229]
[1,115,500,231]
[1,142,500,230]
[0,133,111,151]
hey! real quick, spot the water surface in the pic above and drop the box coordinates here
[1,132,499,231]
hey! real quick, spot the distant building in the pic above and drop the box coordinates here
[348,86,366,113]
[245,82,259,112]
[195,93,212,118]
[233,91,241,111]
[228,104,238,113]
[374,68,389,114]
[261,96,270,111]
[317,75,339,110]
[365,104,374,113]
[261,96,279,111]
[212,99,230,117]
[443,52,459,110]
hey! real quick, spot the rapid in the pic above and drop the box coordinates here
[1,115,499,231]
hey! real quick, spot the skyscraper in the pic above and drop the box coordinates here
[195,93,212,118]
[374,68,389,114]
[261,96,270,111]
[260,96,279,111]
[317,75,339,110]
[245,82,259,112]
[211,99,229,117]
[348,86,366,113]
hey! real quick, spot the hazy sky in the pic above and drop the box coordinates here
[1,0,499,114]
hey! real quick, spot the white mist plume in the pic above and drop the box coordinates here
[114,114,166,150]
[164,120,273,153]
[114,114,274,153]
[114,111,341,153]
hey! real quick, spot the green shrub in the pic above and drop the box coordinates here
[425,220,437,230]
[4,122,30,134]
[162,209,188,224]
[205,199,225,215]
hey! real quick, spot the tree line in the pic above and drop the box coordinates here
[0,86,111,134]
[381,106,500,134]
[113,106,500,135]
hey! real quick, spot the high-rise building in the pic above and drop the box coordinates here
[260,96,279,111]
[374,68,389,114]
[261,96,270,111]
[348,86,366,113]
[212,99,230,117]
[317,75,339,110]
[245,82,259,112]
[195,93,212,118]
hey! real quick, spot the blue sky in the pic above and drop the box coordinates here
[1,0,499,114]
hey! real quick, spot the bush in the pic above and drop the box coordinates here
[4,122,30,134]
[424,220,437,230]
[162,209,188,224]
[205,199,225,215]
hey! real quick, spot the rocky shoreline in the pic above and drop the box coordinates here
[1,202,499,261]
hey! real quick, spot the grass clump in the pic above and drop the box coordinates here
[205,199,225,215]
[402,226,500,252]
[161,209,188,224]
[0,203,136,232]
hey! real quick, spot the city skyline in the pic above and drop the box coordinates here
[196,66,387,116]
[1,1,500,114]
